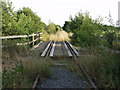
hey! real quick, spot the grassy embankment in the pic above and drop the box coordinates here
[77,46,120,88]
[2,40,54,88]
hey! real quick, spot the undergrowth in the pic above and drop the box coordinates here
[2,40,30,60]
[2,60,53,88]
[79,46,120,88]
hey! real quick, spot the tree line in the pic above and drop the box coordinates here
[2,0,120,49]
[2,1,62,36]
[63,12,120,48]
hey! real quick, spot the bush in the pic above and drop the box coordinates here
[104,30,117,48]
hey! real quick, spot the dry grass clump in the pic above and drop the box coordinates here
[78,55,99,77]
[49,30,70,41]
[41,31,50,41]
[41,30,71,41]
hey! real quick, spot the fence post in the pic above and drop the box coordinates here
[32,33,34,46]
[40,33,42,42]
[39,33,41,42]
[38,33,40,43]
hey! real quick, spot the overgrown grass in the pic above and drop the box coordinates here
[2,59,53,88]
[2,39,54,88]
[2,40,30,60]
[78,47,120,88]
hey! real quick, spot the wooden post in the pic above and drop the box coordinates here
[38,33,39,43]
[39,33,41,42]
[32,33,34,46]
[39,33,42,42]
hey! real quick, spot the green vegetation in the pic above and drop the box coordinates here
[2,60,53,88]
[2,1,62,37]
[63,12,100,46]
[2,40,29,60]
[63,12,120,48]
[2,2,45,35]
[79,48,120,88]
[2,0,120,88]
[63,11,120,88]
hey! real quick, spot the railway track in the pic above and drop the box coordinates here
[65,41,97,89]
[32,41,97,89]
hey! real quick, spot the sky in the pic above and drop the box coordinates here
[10,0,120,26]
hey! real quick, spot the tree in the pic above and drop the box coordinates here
[104,30,117,47]
[62,21,71,32]
[46,23,56,34]
[56,25,62,31]
[63,12,103,46]
[2,1,16,35]
[16,7,45,34]
[2,1,46,35]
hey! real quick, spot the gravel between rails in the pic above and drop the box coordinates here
[36,67,90,88]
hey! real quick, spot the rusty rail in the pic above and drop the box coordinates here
[65,41,98,89]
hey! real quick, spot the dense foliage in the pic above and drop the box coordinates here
[2,0,120,88]
[2,1,62,36]
[2,1,45,35]
[63,12,120,48]
[63,12,120,88]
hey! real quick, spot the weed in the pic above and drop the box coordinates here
[2,61,25,88]
[79,46,120,88]
[2,59,54,88]
[40,61,53,77]
[2,40,29,61]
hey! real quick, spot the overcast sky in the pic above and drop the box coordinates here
[10,0,120,26]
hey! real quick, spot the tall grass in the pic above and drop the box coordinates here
[2,39,54,88]
[79,47,120,88]
[2,59,53,88]
[2,40,29,60]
